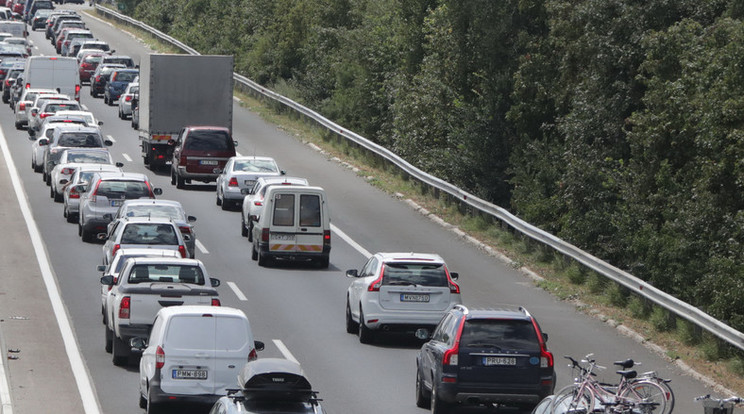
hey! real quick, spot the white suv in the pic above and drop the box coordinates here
[344,252,461,344]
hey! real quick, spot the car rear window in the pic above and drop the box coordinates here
[272,193,294,226]
[66,151,109,164]
[184,130,231,151]
[83,55,102,63]
[299,194,321,227]
[124,205,183,221]
[46,103,81,112]
[106,58,132,66]
[127,263,204,285]
[460,319,539,351]
[382,262,448,287]
[95,180,150,199]
[58,133,102,147]
[114,71,137,82]
[233,159,278,173]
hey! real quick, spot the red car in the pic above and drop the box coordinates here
[78,53,103,84]
[11,0,24,14]
[170,126,237,188]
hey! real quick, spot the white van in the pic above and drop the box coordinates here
[23,56,80,101]
[136,306,264,411]
[250,185,331,268]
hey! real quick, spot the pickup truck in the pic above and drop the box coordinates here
[101,257,221,366]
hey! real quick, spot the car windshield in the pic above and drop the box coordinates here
[233,159,278,173]
[127,264,204,285]
[65,151,109,164]
[114,71,137,82]
[123,205,184,221]
[106,58,132,66]
[58,133,102,147]
[83,55,102,63]
[382,263,448,287]
[460,319,539,351]
[184,130,231,150]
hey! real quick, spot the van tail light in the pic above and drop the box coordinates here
[367,266,384,292]
[119,296,130,319]
[323,230,331,246]
[211,298,221,306]
[228,177,238,187]
[179,226,192,235]
[75,84,80,100]
[261,228,269,242]
[248,348,257,361]
[155,346,165,369]
[111,244,120,257]
[178,245,187,258]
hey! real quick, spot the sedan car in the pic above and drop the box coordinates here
[28,96,76,133]
[240,176,308,241]
[49,148,119,202]
[42,125,111,184]
[103,68,137,105]
[117,82,137,119]
[100,216,190,265]
[62,164,123,223]
[108,199,197,258]
[345,252,461,343]
[209,359,325,414]
[78,52,104,84]
[215,156,285,210]
[30,120,89,173]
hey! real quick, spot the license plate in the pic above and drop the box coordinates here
[483,357,516,366]
[172,369,208,380]
[270,233,295,241]
[110,200,123,207]
[400,294,430,302]
[244,179,256,187]
[199,160,218,165]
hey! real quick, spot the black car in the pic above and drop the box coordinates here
[415,304,555,413]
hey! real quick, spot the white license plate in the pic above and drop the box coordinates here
[400,294,430,302]
[270,233,295,241]
[244,180,256,187]
[172,369,208,380]
[110,200,123,207]
[483,357,516,366]
[199,160,218,165]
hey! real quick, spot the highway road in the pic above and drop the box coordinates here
[0,4,719,413]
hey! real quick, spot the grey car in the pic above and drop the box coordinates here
[99,216,189,265]
[42,125,112,185]
[215,156,285,210]
[62,164,123,223]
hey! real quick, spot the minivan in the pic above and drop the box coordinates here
[136,306,264,411]
[250,186,330,268]
[170,126,237,188]
[23,56,81,101]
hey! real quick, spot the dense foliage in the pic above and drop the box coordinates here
[126,0,744,330]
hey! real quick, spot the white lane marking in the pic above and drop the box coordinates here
[34,46,38,50]
[0,117,100,413]
[106,135,115,143]
[121,153,132,162]
[227,282,247,301]
[272,339,299,364]
[331,223,372,259]
[195,239,209,254]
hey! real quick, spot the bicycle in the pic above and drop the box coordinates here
[695,395,743,414]
[614,358,675,414]
[551,354,668,414]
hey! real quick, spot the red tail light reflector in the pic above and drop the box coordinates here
[39,112,51,119]
[368,265,384,292]
[261,228,269,242]
[178,245,187,257]
[19,102,25,110]
[61,167,75,175]
[228,177,238,187]
[125,95,132,102]
[211,298,221,306]
[69,188,80,199]
[253,201,262,206]
[179,226,192,234]
[248,348,258,361]
[323,230,331,246]
[119,296,130,319]
[155,346,165,369]
[111,244,120,257]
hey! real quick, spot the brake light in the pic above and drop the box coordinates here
[61,168,75,175]
[323,230,331,246]
[228,177,238,187]
[111,244,120,257]
[69,187,80,199]
[261,228,269,242]
[75,84,80,100]
[253,201,262,206]
[531,318,554,368]
[125,95,132,102]
[248,348,258,361]
[94,75,100,82]
[19,102,25,110]
[211,298,220,306]
[443,319,466,366]
[178,226,192,234]
[119,296,130,319]
[25,83,29,89]
[178,245,187,258]
[155,346,165,369]
[367,265,384,292]
[39,113,51,119]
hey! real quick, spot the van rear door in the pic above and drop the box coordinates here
[160,314,216,395]
[268,189,325,255]
[212,315,254,394]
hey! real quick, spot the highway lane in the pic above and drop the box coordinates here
[1,5,715,413]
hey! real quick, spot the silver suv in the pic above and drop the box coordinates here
[76,171,161,242]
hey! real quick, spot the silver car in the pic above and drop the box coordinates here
[117,82,137,119]
[14,88,57,129]
[27,94,72,133]
[100,217,190,265]
[30,120,90,173]
[49,148,118,202]
[240,176,308,241]
[62,164,123,223]
[107,199,197,258]
[215,156,285,210]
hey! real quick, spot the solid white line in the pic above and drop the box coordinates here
[106,135,115,143]
[195,239,209,254]
[121,153,132,162]
[226,282,247,301]
[331,223,372,258]
[272,339,299,364]
[0,117,100,413]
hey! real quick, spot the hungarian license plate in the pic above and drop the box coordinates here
[400,294,430,302]
[110,200,123,207]
[172,369,208,380]
[244,179,256,187]
[270,233,295,241]
[199,160,218,165]
[483,357,516,366]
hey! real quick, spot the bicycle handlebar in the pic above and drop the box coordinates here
[695,395,743,404]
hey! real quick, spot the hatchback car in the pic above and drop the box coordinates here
[240,176,308,241]
[100,216,190,265]
[89,63,125,97]
[77,52,104,84]
[77,171,162,242]
[29,96,77,133]
[14,88,56,129]
[117,82,137,119]
[42,126,111,184]
[345,252,461,343]
[415,305,555,413]
[215,156,284,210]
[49,148,117,202]
[62,164,123,223]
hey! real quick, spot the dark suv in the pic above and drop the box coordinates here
[170,126,237,189]
[415,305,555,413]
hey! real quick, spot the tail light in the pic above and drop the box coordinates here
[449,282,460,294]
[248,348,258,361]
[531,318,554,368]
[261,228,269,242]
[94,75,100,83]
[179,226,192,235]
[19,102,25,110]
[39,112,51,119]
[61,168,75,175]
[228,177,238,187]
[125,95,132,102]
[253,200,262,206]
[178,245,187,257]
[25,83,29,89]
[211,298,221,306]
[69,187,80,199]
[367,266,384,292]
[75,84,80,100]
[4,79,9,87]
[443,320,465,366]
[323,230,331,246]
[111,244,120,257]
[119,296,130,319]
[155,346,165,369]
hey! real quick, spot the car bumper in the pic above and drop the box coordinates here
[360,301,456,330]
[66,198,80,214]
[436,378,554,405]
[147,373,220,406]
[258,240,330,260]
[177,166,219,182]
[222,187,245,202]
[116,324,150,341]
[81,214,113,234]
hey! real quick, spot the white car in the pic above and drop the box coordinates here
[27,94,71,133]
[215,156,285,210]
[30,121,88,173]
[29,98,80,133]
[100,216,189,265]
[4,37,32,56]
[345,252,461,343]
[50,110,103,131]
[240,176,308,241]
[62,164,123,223]
[14,88,57,129]
[117,82,137,119]
[49,148,117,202]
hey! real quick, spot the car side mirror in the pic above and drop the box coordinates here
[182,234,192,242]
[60,179,68,185]
[254,340,265,352]
[152,188,162,196]
[449,272,459,281]
[345,269,358,278]
[415,328,431,340]
[210,278,220,288]
[280,170,286,175]
[39,138,49,145]
[129,337,147,352]
[104,139,113,146]
[98,121,103,126]
[115,162,124,168]
[102,213,113,221]
[233,140,238,147]
[96,233,107,241]
[167,139,175,146]
[187,215,196,223]
[96,264,106,272]
[542,333,549,342]
[240,188,251,195]
[100,275,114,285]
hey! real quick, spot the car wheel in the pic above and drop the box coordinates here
[345,297,358,334]
[247,222,253,242]
[107,97,114,106]
[45,173,51,186]
[146,388,161,414]
[251,241,258,260]
[34,163,42,173]
[42,171,47,182]
[220,197,229,211]
[112,335,129,366]
[54,190,63,203]
[66,212,77,224]
[31,157,35,170]
[14,121,21,129]
[139,393,147,409]
[257,246,271,267]
[104,325,112,353]
[241,215,248,237]
[431,385,452,414]
[176,173,185,189]
[358,308,374,344]
[49,185,54,199]
[103,95,108,104]
[216,191,222,206]
[317,255,330,269]
[415,367,431,408]
[81,227,94,243]
[118,108,123,119]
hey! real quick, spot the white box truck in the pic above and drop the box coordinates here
[23,56,80,101]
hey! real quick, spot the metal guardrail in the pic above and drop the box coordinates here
[95,5,744,352]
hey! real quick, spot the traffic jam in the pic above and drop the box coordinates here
[0,2,698,414]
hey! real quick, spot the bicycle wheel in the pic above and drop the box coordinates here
[551,384,595,413]
[637,379,674,414]
[619,381,667,413]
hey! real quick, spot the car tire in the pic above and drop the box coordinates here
[118,108,123,119]
[107,97,114,106]
[358,308,374,344]
[257,246,271,267]
[176,173,185,189]
[251,242,258,260]
[49,185,54,199]
[42,171,47,183]
[54,190,63,203]
[216,191,222,206]
[146,389,161,414]
[139,393,147,409]
[345,298,358,334]
[415,368,431,408]
[104,325,112,353]
[103,95,108,104]
[241,215,248,237]
[220,197,229,211]
[247,222,253,242]
[430,385,452,414]
[14,121,21,130]
[81,227,94,243]
[34,163,42,173]
[112,335,129,366]
[66,212,77,224]
[317,255,330,269]
[45,173,51,186]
